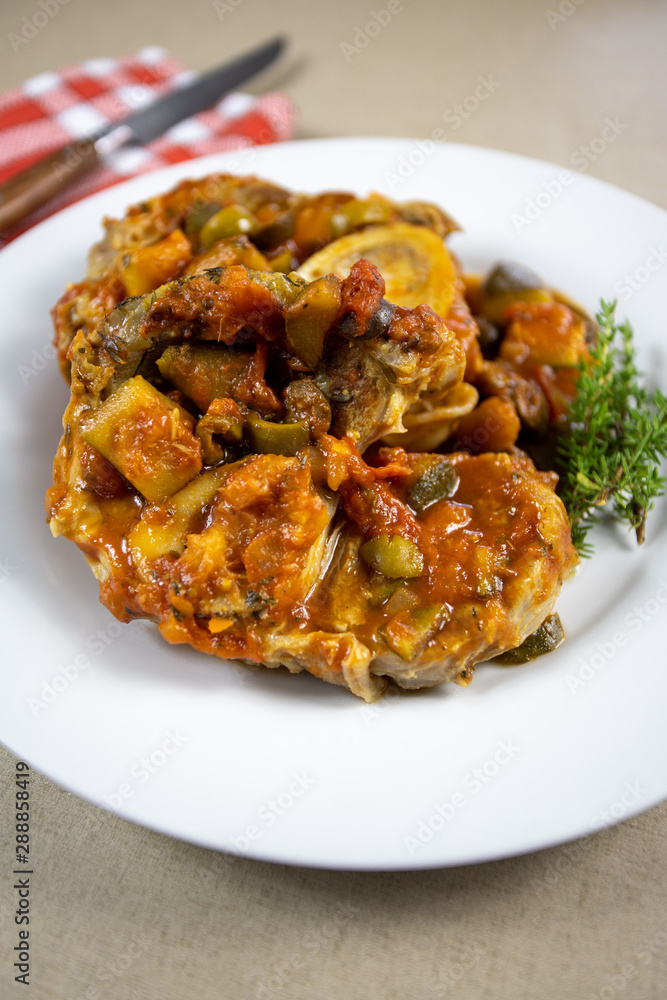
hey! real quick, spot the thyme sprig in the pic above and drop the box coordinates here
[557,299,667,556]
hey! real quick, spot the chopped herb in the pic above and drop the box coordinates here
[557,300,667,555]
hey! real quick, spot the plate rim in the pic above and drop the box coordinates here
[2,136,666,871]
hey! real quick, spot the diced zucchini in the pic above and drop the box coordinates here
[80,375,202,502]
[407,458,458,513]
[380,604,448,660]
[128,464,235,562]
[360,535,423,578]
[500,302,589,368]
[492,613,565,665]
[284,274,342,369]
[366,577,403,608]
[269,246,298,273]
[472,545,502,598]
[185,235,271,275]
[245,269,306,307]
[156,344,251,412]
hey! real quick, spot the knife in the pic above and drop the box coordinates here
[0,36,285,235]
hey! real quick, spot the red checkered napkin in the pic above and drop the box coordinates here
[0,46,297,239]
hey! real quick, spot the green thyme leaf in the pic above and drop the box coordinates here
[556,300,667,555]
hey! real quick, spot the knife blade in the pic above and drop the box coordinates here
[0,36,286,235]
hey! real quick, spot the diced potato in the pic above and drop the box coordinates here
[360,535,423,578]
[448,396,521,454]
[80,376,202,502]
[121,229,192,297]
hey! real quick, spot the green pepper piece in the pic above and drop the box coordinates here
[360,535,423,578]
[492,613,565,665]
[199,205,258,249]
[407,459,458,513]
[246,411,309,456]
[379,604,449,660]
[284,274,342,370]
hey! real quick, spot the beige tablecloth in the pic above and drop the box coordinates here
[1,0,666,996]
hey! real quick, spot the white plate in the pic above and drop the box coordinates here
[1,138,666,871]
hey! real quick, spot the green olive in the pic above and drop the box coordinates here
[360,535,423,578]
[246,411,309,456]
[199,205,258,249]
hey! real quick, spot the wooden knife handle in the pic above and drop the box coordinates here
[0,139,100,235]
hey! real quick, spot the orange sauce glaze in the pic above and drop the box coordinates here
[303,445,571,662]
[95,440,575,676]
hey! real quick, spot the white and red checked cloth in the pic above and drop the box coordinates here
[0,46,297,240]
